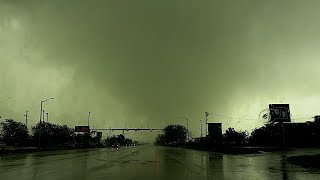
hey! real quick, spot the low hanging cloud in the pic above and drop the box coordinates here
[1,0,320,136]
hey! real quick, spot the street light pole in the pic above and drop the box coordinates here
[42,110,45,123]
[24,110,29,129]
[38,97,54,150]
[38,101,43,150]
[88,112,91,128]
[205,112,209,137]
[40,102,43,124]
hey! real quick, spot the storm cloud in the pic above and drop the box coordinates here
[1,0,320,140]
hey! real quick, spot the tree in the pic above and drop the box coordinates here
[155,134,166,145]
[162,124,188,144]
[0,119,29,146]
[117,134,125,145]
[104,134,135,147]
[32,122,75,147]
[223,128,248,145]
[249,124,278,146]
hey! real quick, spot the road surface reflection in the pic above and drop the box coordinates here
[0,146,319,180]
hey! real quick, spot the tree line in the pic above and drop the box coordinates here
[0,119,136,149]
[155,122,320,147]
[154,124,249,146]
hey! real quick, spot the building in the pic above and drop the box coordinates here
[207,123,222,145]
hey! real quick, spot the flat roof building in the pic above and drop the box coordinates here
[207,123,222,145]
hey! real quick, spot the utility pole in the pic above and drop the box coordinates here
[40,103,43,124]
[187,118,189,141]
[46,112,49,122]
[87,112,91,146]
[88,112,91,128]
[200,119,203,138]
[122,122,126,135]
[123,122,126,135]
[24,110,29,129]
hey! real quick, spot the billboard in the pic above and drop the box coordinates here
[75,126,90,132]
[269,104,291,123]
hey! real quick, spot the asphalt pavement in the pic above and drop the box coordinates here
[0,145,319,180]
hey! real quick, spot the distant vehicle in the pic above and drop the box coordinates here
[111,144,119,148]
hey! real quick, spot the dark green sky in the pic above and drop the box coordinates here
[1,0,320,139]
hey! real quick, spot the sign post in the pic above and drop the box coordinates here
[269,104,291,146]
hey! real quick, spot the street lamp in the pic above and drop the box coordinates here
[39,97,54,149]
[205,112,209,136]
[24,110,29,129]
[40,97,54,123]
[42,110,45,123]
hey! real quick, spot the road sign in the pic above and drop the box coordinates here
[75,126,90,132]
[269,104,291,123]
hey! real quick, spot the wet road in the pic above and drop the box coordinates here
[0,145,320,180]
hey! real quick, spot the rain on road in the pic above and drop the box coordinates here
[0,145,319,180]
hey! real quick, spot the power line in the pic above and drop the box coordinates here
[291,117,314,120]
[209,113,314,121]
[210,114,259,121]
